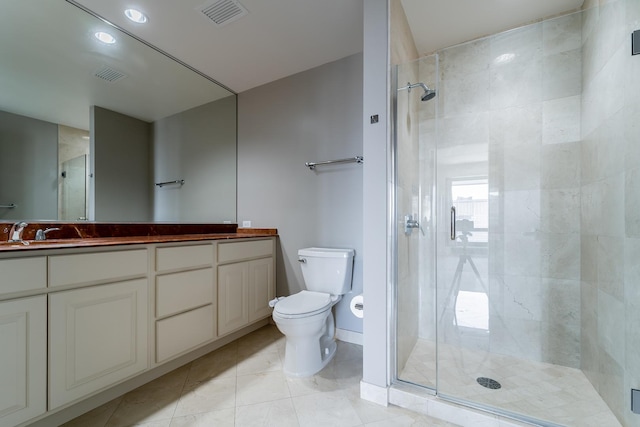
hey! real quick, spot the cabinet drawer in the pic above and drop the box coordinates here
[49,249,148,288]
[156,244,213,272]
[156,268,214,318]
[156,304,214,363]
[0,257,46,294]
[217,239,273,264]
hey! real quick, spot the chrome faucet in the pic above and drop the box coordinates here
[35,227,61,241]
[8,221,28,242]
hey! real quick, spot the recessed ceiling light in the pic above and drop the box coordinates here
[124,8,148,24]
[94,31,116,44]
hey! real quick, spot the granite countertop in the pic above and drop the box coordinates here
[0,223,277,252]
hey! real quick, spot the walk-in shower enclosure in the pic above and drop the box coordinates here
[394,2,640,426]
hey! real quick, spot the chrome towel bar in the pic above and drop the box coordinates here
[0,203,16,209]
[305,156,363,170]
[155,180,185,188]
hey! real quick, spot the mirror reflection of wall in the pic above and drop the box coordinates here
[0,1,237,223]
[91,106,152,222]
[58,125,90,221]
[153,96,237,223]
[0,110,58,220]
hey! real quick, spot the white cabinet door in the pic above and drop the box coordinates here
[217,262,249,336]
[248,257,274,322]
[0,296,46,426]
[49,279,148,409]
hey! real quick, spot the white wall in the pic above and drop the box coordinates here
[237,53,364,333]
[361,0,391,389]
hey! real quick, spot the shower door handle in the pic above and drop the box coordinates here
[450,206,456,240]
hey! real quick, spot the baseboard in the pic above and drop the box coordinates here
[336,328,363,345]
[360,381,389,406]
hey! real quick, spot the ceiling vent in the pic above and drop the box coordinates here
[197,0,248,27]
[94,66,127,83]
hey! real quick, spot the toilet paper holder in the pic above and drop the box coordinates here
[350,294,364,318]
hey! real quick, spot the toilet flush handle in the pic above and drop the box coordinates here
[298,258,307,263]
[269,297,285,308]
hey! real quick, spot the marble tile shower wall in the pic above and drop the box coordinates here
[581,0,640,425]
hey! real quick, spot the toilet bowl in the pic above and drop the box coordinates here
[272,247,354,377]
[273,291,340,376]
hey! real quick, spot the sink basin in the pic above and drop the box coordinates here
[0,239,85,249]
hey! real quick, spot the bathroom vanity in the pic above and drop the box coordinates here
[0,224,276,427]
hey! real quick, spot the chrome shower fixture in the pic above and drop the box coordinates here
[397,82,436,101]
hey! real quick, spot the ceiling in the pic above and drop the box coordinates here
[402,0,585,56]
[73,0,585,94]
[73,0,364,94]
[0,1,233,130]
[0,0,586,131]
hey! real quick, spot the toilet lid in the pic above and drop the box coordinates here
[274,290,332,316]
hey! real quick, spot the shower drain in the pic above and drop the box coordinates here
[476,377,502,390]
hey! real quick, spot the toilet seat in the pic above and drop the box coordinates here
[274,290,332,318]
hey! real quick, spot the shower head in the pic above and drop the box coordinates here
[397,82,436,102]
[421,88,436,101]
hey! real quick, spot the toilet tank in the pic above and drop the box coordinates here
[298,247,354,295]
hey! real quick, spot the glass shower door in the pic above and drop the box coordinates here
[435,121,492,403]
[59,154,88,220]
[434,14,589,426]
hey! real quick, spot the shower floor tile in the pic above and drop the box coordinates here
[398,339,622,426]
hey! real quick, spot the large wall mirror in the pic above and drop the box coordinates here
[0,0,237,223]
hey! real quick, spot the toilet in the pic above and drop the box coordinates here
[272,247,354,377]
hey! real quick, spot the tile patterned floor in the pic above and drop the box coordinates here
[399,339,622,427]
[63,326,458,427]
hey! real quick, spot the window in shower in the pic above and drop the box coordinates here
[447,177,490,333]
[450,177,488,246]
